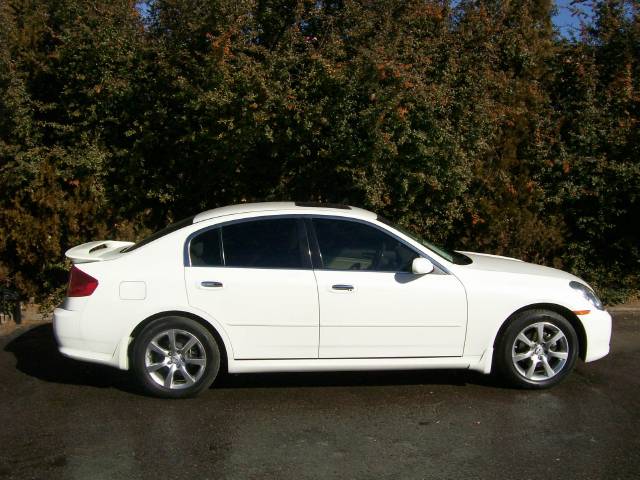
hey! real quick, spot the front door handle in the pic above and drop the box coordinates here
[332,284,354,291]
[201,281,223,288]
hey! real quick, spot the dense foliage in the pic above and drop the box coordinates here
[0,0,638,304]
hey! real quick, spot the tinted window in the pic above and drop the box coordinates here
[222,218,306,269]
[123,215,195,252]
[190,228,223,267]
[313,218,418,272]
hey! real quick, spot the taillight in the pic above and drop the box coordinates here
[67,265,99,297]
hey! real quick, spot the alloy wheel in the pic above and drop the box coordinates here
[144,329,207,389]
[511,322,569,382]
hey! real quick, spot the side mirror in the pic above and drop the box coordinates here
[411,257,434,275]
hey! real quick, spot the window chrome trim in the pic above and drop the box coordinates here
[183,213,451,274]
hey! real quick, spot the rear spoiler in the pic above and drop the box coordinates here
[65,240,134,264]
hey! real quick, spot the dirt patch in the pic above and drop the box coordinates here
[609,299,640,312]
[0,304,51,337]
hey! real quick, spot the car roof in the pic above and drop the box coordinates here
[193,202,377,223]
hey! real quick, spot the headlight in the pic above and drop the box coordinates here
[570,281,604,310]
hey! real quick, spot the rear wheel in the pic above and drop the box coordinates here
[132,316,220,398]
[495,309,578,389]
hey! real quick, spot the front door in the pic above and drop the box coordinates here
[310,217,467,358]
[185,217,319,359]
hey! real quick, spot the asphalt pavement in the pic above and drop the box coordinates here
[1,310,638,480]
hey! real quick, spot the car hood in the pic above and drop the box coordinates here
[457,252,582,282]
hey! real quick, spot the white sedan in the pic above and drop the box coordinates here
[53,202,611,398]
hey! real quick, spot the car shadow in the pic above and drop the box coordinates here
[3,323,139,394]
[4,324,507,394]
[215,368,503,390]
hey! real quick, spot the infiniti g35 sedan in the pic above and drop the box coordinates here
[53,202,611,398]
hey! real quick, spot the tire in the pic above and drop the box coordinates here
[495,309,578,389]
[132,316,221,398]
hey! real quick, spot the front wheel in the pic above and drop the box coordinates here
[495,309,579,389]
[132,316,221,398]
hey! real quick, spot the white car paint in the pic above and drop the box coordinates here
[53,202,611,378]
[186,266,319,359]
[313,269,467,358]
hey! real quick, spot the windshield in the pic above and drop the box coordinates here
[121,215,195,253]
[377,216,472,265]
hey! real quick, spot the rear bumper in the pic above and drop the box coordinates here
[580,309,612,362]
[53,307,120,368]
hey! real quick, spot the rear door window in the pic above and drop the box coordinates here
[221,218,308,269]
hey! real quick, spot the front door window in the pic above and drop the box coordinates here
[312,218,418,272]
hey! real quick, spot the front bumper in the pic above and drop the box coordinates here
[579,308,612,362]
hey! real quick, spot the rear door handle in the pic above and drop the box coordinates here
[332,284,354,291]
[201,281,223,288]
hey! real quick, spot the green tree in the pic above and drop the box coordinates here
[0,0,638,304]
[547,0,639,300]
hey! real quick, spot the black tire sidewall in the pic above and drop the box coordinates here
[132,316,220,398]
[496,310,578,389]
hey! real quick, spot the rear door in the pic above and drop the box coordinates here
[184,217,319,359]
